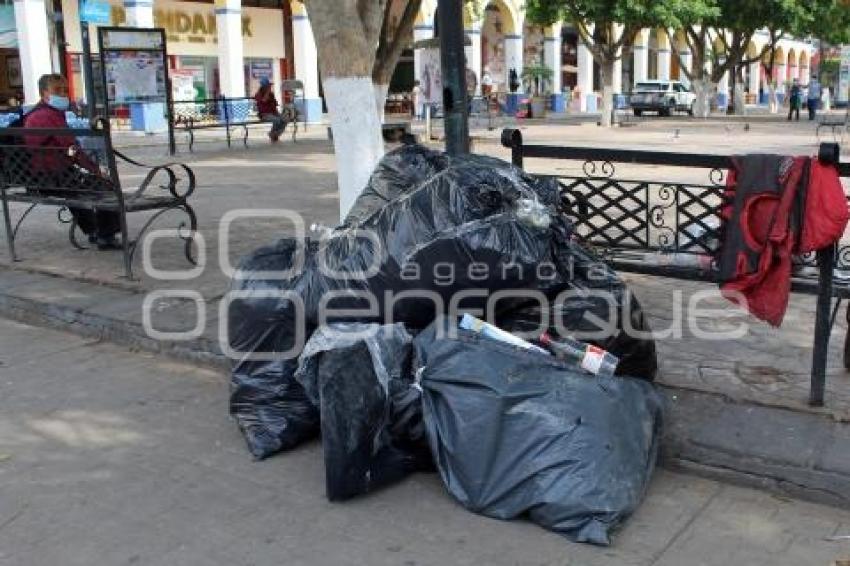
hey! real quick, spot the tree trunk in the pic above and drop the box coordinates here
[324,76,385,220]
[374,82,388,123]
[599,59,615,128]
[733,82,746,115]
[304,0,387,221]
[691,79,712,118]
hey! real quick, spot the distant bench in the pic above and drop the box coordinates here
[171,84,307,152]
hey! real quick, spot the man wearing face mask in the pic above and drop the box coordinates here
[23,73,122,250]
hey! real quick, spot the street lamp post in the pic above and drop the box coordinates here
[437,0,469,155]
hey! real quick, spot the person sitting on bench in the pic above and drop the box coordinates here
[23,73,122,250]
[254,77,286,143]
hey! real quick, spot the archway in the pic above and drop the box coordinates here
[787,48,797,82]
[670,30,689,84]
[799,50,810,80]
[480,0,518,92]
[648,29,670,80]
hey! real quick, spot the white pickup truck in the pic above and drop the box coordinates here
[629,81,696,117]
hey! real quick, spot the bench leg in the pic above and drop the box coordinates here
[242,125,248,147]
[844,302,850,371]
[226,125,232,148]
[118,210,133,280]
[810,245,835,406]
[188,129,195,153]
[1,193,17,261]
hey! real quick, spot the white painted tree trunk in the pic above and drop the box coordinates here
[374,82,389,124]
[692,79,712,118]
[599,60,615,128]
[324,76,386,221]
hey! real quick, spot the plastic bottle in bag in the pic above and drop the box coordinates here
[539,332,619,377]
[459,313,549,355]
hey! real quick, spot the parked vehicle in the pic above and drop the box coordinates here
[630,81,695,117]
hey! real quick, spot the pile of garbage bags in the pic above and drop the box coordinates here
[227,145,663,545]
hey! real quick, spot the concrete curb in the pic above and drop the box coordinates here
[1,277,848,509]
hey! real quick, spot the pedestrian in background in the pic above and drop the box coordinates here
[788,78,802,121]
[806,75,821,120]
[412,80,423,120]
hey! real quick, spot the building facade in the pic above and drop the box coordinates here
[5,0,817,117]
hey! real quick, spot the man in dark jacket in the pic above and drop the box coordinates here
[254,77,286,142]
[23,73,121,249]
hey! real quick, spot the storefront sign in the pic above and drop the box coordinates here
[110,5,253,44]
[81,0,112,24]
[250,60,272,80]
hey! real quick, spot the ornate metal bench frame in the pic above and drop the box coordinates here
[502,127,850,407]
[0,120,197,280]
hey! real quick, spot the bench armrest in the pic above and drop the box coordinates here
[113,149,196,200]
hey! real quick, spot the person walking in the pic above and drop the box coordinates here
[254,77,286,142]
[411,80,423,121]
[788,78,802,121]
[806,75,821,121]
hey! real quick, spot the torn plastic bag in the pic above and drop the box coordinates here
[295,323,431,501]
[414,316,663,546]
[344,146,560,228]
[344,144,448,226]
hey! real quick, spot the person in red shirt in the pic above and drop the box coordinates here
[24,74,121,249]
[254,77,286,143]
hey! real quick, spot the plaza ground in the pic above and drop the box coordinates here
[2,113,850,562]
[1,317,850,566]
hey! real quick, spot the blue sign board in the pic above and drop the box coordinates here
[80,0,111,24]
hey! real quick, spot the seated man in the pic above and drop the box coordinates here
[23,73,122,250]
[254,77,286,143]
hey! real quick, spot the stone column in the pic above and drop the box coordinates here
[677,49,692,87]
[123,0,154,27]
[656,47,671,80]
[748,60,761,95]
[577,31,594,111]
[465,23,481,94]
[215,0,245,97]
[14,0,53,104]
[633,45,648,85]
[544,34,562,93]
[291,9,322,122]
[504,34,523,92]
[413,24,433,86]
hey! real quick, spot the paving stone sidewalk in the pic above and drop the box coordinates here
[2,318,850,566]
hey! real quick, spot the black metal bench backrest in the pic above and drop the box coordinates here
[171,96,259,126]
[501,128,850,265]
[0,127,119,197]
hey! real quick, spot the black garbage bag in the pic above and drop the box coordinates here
[229,151,566,459]
[414,317,664,546]
[227,238,321,459]
[295,323,431,501]
[344,144,448,226]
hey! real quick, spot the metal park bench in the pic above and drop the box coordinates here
[171,90,303,152]
[817,107,849,144]
[501,127,850,406]
[0,120,197,279]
